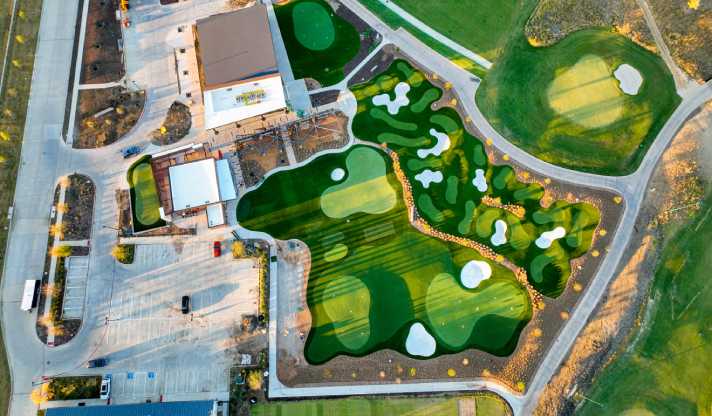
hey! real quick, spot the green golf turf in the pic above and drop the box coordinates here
[127,156,165,231]
[351,60,600,297]
[275,0,360,87]
[237,145,531,364]
[390,0,530,61]
[579,192,712,415]
[476,30,680,175]
[251,393,510,416]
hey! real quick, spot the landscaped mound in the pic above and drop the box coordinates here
[275,0,360,87]
[127,156,165,232]
[237,145,531,364]
[476,30,680,175]
[351,60,601,298]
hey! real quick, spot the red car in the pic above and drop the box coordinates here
[213,241,221,257]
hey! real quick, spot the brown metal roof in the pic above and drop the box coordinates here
[195,6,277,90]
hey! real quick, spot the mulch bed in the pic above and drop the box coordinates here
[275,48,626,391]
[291,112,349,162]
[80,0,125,84]
[309,90,341,108]
[335,0,382,77]
[75,87,145,148]
[151,101,192,146]
[237,134,290,188]
[61,174,95,241]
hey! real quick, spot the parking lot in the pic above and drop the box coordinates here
[95,241,259,403]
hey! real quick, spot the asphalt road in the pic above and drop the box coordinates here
[2,0,711,415]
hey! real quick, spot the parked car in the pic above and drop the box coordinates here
[120,145,142,159]
[100,376,111,400]
[86,358,107,368]
[213,241,221,257]
[181,295,190,314]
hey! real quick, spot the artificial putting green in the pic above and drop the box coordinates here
[275,0,360,87]
[351,60,600,297]
[237,145,531,364]
[476,30,680,175]
[127,156,165,231]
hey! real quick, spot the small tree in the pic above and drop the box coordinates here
[111,244,135,264]
[232,241,245,258]
[51,245,71,257]
[246,370,263,391]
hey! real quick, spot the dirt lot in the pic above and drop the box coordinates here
[61,174,95,241]
[75,87,145,148]
[647,0,712,82]
[274,49,626,391]
[290,112,349,162]
[237,134,289,188]
[533,101,712,415]
[80,0,125,84]
[524,0,656,51]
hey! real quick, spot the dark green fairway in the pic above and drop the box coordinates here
[579,192,712,415]
[275,0,360,87]
[476,30,680,175]
[351,60,600,297]
[237,145,531,364]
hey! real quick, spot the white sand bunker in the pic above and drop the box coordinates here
[405,322,436,357]
[472,169,487,192]
[460,260,492,289]
[414,169,443,188]
[535,226,566,249]
[417,129,451,159]
[491,220,508,246]
[372,82,411,115]
[330,168,345,181]
[614,64,643,95]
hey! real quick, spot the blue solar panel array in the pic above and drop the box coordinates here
[45,400,215,416]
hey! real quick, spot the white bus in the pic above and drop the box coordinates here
[20,279,39,312]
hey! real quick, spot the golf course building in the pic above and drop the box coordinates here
[194,6,287,129]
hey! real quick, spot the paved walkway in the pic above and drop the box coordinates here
[377,0,492,69]
[635,0,693,95]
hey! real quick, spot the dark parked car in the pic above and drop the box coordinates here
[181,295,190,314]
[86,358,107,368]
[121,145,142,159]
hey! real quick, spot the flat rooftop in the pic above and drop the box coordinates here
[195,6,277,90]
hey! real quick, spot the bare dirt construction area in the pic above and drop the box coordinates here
[525,0,656,51]
[75,87,145,148]
[152,101,192,146]
[647,0,712,82]
[290,111,349,162]
[237,134,289,187]
[533,100,712,415]
[271,49,626,392]
[80,0,125,84]
[61,174,95,241]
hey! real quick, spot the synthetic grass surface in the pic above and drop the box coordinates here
[351,60,600,297]
[390,0,522,61]
[127,156,165,232]
[237,145,530,364]
[275,0,360,86]
[251,394,510,416]
[476,30,680,175]
[579,192,712,415]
